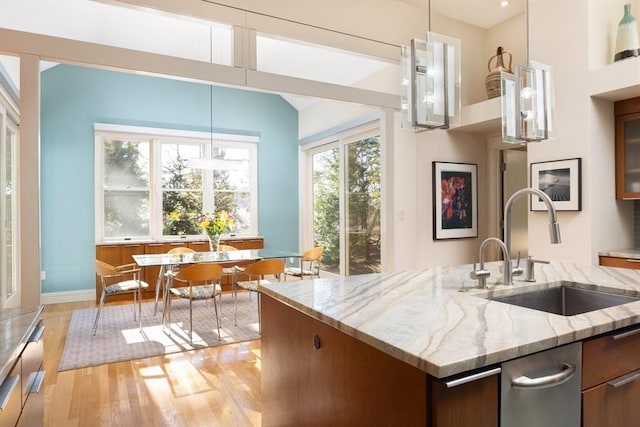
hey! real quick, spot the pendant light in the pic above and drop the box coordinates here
[500,0,555,143]
[400,0,461,131]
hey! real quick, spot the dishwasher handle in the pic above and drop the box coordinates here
[511,362,576,389]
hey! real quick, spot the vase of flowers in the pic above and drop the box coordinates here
[199,211,235,251]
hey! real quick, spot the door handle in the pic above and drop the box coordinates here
[511,362,576,389]
[607,369,640,388]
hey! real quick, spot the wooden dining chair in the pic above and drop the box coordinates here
[169,262,224,343]
[153,246,195,315]
[284,246,324,280]
[218,244,243,290]
[93,259,149,335]
[234,258,285,332]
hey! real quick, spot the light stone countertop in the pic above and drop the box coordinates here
[598,248,640,259]
[0,305,44,382]
[260,261,640,378]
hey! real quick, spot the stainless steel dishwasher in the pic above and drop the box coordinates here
[501,342,581,427]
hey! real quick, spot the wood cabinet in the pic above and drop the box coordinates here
[598,255,640,270]
[0,313,44,427]
[615,97,640,199]
[431,371,499,427]
[261,294,499,427]
[220,236,264,250]
[582,325,640,427]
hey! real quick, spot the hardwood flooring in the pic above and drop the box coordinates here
[42,300,262,427]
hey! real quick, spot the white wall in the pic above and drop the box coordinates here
[589,0,640,69]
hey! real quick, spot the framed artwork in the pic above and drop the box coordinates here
[432,161,478,240]
[530,158,582,211]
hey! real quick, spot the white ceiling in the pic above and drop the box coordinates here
[403,0,525,29]
[0,0,525,111]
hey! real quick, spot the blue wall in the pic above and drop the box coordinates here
[40,64,299,294]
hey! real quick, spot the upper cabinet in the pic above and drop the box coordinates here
[615,97,640,199]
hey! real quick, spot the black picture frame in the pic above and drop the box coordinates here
[530,158,582,211]
[432,161,478,240]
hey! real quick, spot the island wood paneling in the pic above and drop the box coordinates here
[261,294,428,427]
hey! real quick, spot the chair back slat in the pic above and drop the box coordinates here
[303,246,324,261]
[94,259,119,277]
[244,258,285,279]
[175,263,224,284]
[218,244,238,251]
[168,247,195,255]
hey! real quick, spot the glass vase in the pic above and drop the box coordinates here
[208,234,220,252]
[614,3,640,62]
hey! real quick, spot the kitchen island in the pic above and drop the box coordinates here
[0,305,45,427]
[259,261,640,426]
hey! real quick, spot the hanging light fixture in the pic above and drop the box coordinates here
[400,0,461,131]
[500,0,554,143]
[186,83,242,171]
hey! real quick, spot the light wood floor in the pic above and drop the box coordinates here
[42,300,262,427]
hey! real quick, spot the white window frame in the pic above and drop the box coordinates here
[94,123,258,242]
[0,105,18,308]
[301,121,382,276]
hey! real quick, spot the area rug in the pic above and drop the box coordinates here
[59,292,260,371]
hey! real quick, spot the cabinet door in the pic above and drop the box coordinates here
[431,372,499,427]
[261,294,428,427]
[599,255,640,270]
[583,326,640,390]
[582,370,640,427]
[220,238,264,250]
[188,240,209,252]
[615,100,640,199]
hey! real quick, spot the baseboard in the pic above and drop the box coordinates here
[41,289,95,305]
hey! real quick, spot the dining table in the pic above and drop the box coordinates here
[132,248,303,333]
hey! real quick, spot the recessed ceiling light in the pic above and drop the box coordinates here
[500,1,510,6]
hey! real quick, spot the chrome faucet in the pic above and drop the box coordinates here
[504,187,561,262]
[470,237,511,288]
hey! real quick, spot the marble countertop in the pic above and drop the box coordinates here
[260,261,640,378]
[0,305,44,382]
[598,248,640,259]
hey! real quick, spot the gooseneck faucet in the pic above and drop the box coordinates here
[470,237,511,288]
[471,187,561,288]
[504,187,561,260]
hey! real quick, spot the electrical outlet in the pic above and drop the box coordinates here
[40,271,46,280]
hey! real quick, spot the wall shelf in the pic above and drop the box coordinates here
[448,97,501,134]
[590,57,640,102]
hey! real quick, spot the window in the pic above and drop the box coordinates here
[307,127,381,276]
[95,124,257,241]
[1,113,17,307]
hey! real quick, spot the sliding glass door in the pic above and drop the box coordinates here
[310,129,381,276]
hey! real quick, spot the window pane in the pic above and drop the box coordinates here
[104,140,149,188]
[214,191,250,234]
[313,148,340,274]
[162,143,203,190]
[104,190,150,238]
[4,123,15,297]
[257,34,395,92]
[346,136,381,275]
[162,190,203,236]
[0,0,233,65]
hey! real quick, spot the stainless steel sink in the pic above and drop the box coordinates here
[489,286,639,316]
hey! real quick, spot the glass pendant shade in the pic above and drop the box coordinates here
[501,61,554,143]
[401,32,461,131]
